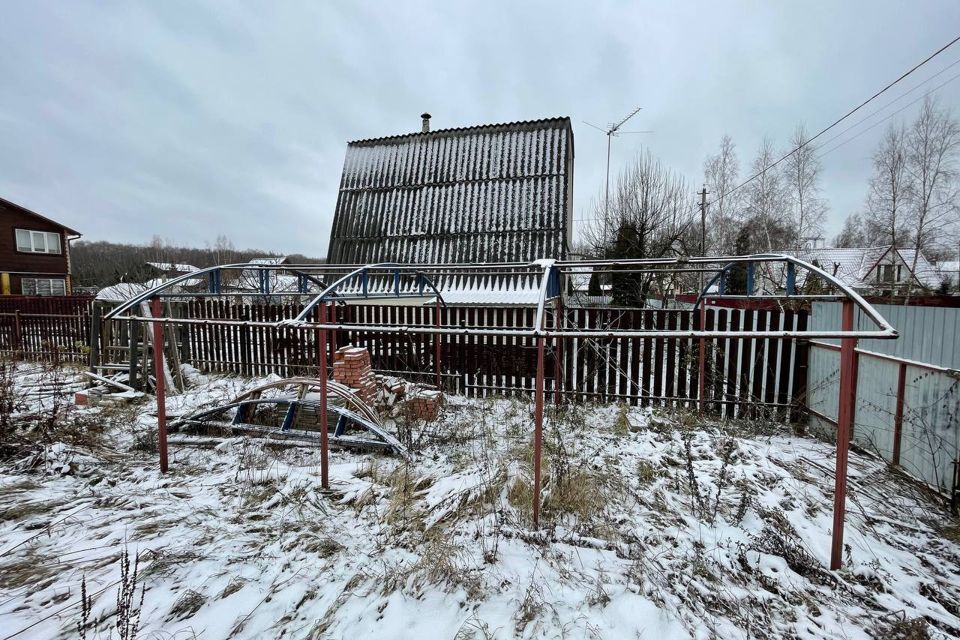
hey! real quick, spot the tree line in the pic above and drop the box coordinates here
[71,235,322,289]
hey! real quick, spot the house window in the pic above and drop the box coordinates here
[878,265,896,283]
[15,229,62,255]
[21,278,66,296]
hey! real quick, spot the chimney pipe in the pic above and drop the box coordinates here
[421,113,431,133]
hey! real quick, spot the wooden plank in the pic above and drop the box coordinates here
[652,311,665,407]
[664,312,678,407]
[738,309,755,419]
[723,309,740,418]
[791,311,809,423]
[676,310,690,406]
[640,310,653,407]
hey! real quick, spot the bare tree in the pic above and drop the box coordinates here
[834,213,868,247]
[582,151,698,303]
[702,135,742,254]
[904,96,960,299]
[863,123,912,248]
[782,125,827,250]
[741,137,794,252]
[212,234,238,265]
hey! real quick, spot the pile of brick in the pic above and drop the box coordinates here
[332,346,378,406]
[406,388,443,422]
[331,345,444,422]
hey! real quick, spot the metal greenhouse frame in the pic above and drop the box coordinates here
[104,254,897,570]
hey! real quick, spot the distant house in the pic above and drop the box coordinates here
[237,256,293,292]
[935,260,960,291]
[144,262,202,286]
[774,246,941,294]
[0,197,81,296]
[327,115,574,265]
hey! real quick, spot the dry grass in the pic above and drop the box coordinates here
[411,529,483,599]
[872,615,931,640]
[219,577,246,599]
[506,431,610,530]
[385,463,425,533]
[169,589,206,620]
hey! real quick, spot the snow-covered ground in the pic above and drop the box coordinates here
[1,363,959,639]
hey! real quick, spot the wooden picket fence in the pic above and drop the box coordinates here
[0,296,94,362]
[0,296,809,420]
[183,301,809,420]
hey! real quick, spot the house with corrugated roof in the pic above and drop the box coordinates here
[765,246,942,295]
[327,114,574,266]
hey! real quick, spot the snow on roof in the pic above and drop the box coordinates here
[775,246,941,290]
[935,261,960,280]
[145,262,200,274]
[567,265,594,292]
[248,256,288,265]
[96,282,149,302]
[328,117,574,265]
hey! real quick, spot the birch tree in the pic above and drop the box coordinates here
[742,137,793,252]
[864,123,912,248]
[904,96,960,296]
[702,135,741,254]
[782,125,827,250]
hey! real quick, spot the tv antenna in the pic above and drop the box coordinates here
[583,105,651,253]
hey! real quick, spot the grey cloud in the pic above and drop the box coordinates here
[1,0,958,254]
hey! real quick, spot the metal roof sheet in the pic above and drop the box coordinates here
[328,117,574,265]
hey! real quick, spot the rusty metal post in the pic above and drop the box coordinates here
[329,303,338,355]
[150,298,169,474]
[533,334,545,527]
[892,362,906,466]
[831,299,857,570]
[434,299,442,389]
[12,310,21,361]
[698,302,707,415]
[318,302,329,489]
[553,297,564,405]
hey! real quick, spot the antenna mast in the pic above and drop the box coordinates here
[603,105,643,254]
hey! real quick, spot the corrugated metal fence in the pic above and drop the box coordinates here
[807,301,960,498]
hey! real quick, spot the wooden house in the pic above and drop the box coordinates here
[0,197,81,295]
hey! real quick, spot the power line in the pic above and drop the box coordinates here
[816,69,960,158]
[811,56,960,153]
[709,33,960,207]
[576,33,960,231]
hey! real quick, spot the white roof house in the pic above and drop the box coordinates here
[772,246,941,293]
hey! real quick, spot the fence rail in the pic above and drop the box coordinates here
[0,296,808,420]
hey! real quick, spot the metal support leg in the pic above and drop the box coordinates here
[553,298,563,405]
[319,303,329,489]
[330,303,338,355]
[533,335,545,527]
[150,298,169,474]
[831,299,857,570]
[434,300,442,389]
[698,303,706,416]
[892,362,906,466]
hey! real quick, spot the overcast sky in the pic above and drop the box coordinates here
[2,1,959,257]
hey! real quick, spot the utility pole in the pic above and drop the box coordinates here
[698,186,709,257]
[698,186,709,291]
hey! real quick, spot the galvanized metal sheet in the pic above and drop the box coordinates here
[809,301,960,493]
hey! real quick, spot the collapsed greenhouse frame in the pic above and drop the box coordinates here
[104,254,898,570]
